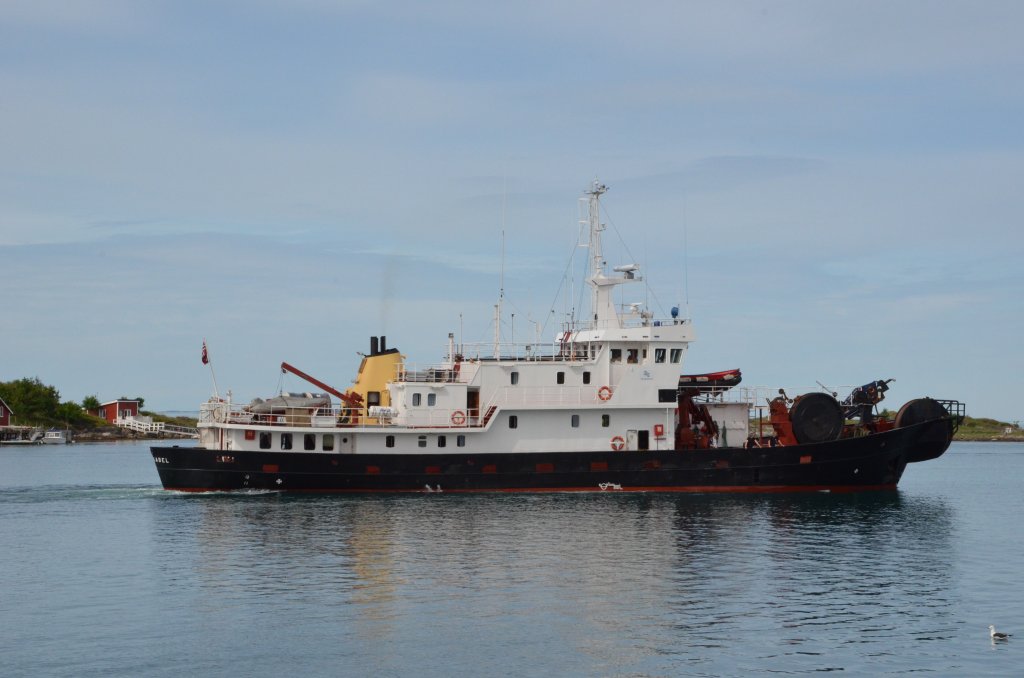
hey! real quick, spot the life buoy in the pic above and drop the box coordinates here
[610,436,626,451]
[450,410,467,426]
[598,386,613,401]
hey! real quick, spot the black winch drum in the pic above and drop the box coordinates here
[895,397,948,428]
[789,392,844,444]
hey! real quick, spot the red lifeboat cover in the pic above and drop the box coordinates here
[678,369,742,391]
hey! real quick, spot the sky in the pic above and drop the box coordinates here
[1,1,1022,422]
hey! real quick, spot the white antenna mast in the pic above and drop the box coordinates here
[493,179,507,358]
[682,191,690,318]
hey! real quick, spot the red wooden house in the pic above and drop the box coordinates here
[0,396,12,427]
[92,399,141,424]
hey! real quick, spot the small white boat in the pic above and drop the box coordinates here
[41,429,73,445]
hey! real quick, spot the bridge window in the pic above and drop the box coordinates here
[571,414,580,428]
[281,433,293,450]
[627,348,639,364]
[670,348,683,363]
[427,393,437,407]
[386,435,395,448]
[509,415,518,429]
[259,432,271,449]
[412,393,422,406]
[655,348,666,363]
[367,391,381,407]
[510,371,519,385]
[557,371,565,384]
[304,434,316,450]
[323,434,335,451]
[602,414,610,428]
[611,349,622,363]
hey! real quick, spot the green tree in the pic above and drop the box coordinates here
[81,395,101,410]
[0,378,61,425]
[55,401,88,426]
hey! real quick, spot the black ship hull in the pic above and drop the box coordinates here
[151,418,953,493]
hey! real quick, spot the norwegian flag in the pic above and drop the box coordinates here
[201,340,209,365]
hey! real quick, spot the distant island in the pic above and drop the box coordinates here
[953,416,1023,442]
[0,377,196,442]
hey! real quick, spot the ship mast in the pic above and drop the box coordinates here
[585,180,638,330]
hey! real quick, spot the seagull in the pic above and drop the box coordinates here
[989,625,1011,641]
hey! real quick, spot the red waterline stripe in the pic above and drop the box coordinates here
[164,484,898,494]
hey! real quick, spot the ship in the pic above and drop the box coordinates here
[151,181,963,493]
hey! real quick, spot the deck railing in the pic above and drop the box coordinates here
[117,416,198,438]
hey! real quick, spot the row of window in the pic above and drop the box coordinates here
[512,413,611,429]
[385,434,468,448]
[505,348,683,386]
[610,347,683,364]
[252,432,345,451]
[248,410,639,451]
[512,371,592,385]
[411,393,437,407]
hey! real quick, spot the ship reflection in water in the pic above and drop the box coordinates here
[153,490,957,675]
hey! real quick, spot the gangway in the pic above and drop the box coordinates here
[117,416,198,438]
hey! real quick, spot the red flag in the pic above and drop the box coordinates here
[202,340,209,365]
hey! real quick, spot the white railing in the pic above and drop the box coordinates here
[696,384,867,410]
[117,416,198,438]
[198,397,505,431]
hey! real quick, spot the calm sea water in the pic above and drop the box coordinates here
[1,441,1021,677]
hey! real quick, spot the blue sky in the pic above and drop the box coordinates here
[2,1,1022,422]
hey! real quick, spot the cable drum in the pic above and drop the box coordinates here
[789,392,844,444]
[895,397,954,462]
[895,397,948,428]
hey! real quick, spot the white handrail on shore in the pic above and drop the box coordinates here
[116,416,198,438]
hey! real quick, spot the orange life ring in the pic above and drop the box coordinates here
[450,410,467,426]
[610,436,626,451]
[598,386,613,401]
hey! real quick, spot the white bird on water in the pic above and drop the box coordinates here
[989,625,1011,641]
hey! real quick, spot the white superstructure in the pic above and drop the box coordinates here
[199,181,695,456]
